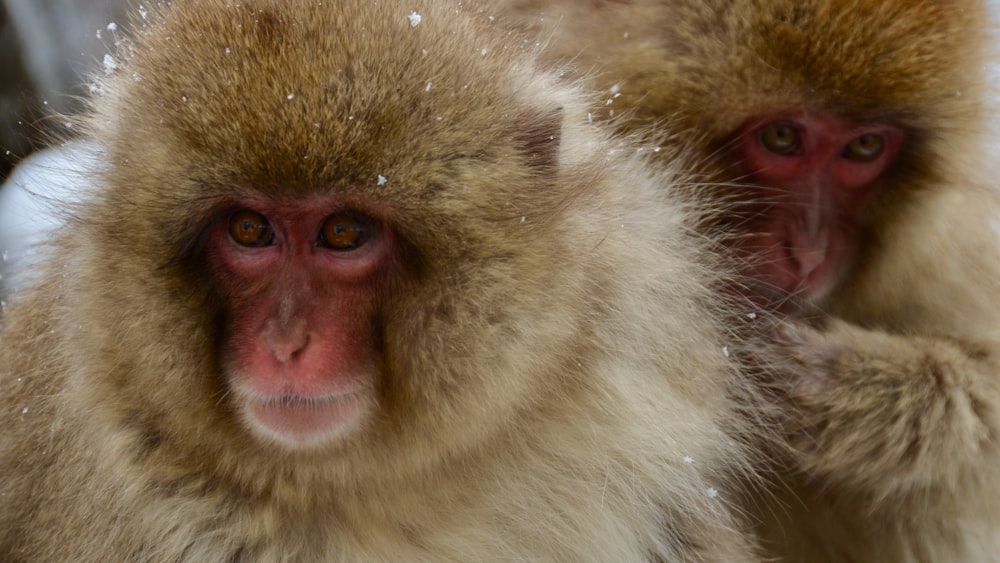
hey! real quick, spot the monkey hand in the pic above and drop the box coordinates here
[760,318,1000,500]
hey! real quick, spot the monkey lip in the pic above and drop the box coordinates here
[756,267,836,309]
[238,389,372,448]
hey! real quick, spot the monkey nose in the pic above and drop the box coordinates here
[789,246,826,280]
[264,322,311,364]
[785,208,831,279]
[786,234,828,280]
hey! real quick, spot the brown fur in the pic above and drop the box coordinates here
[496,0,1000,561]
[0,0,764,560]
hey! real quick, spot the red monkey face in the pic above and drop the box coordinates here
[733,112,904,306]
[206,198,394,449]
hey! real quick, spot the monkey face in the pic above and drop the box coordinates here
[731,112,904,306]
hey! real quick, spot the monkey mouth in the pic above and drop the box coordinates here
[237,389,373,449]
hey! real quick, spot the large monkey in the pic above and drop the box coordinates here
[0,0,764,560]
[497,0,1000,561]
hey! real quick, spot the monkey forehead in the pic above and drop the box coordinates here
[659,0,988,135]
[98,0,550,191]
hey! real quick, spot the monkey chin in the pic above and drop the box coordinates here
[233,386,376,450]
[752,265,846,313]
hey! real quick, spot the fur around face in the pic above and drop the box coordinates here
[500,0,991,184]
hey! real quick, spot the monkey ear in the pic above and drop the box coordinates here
[515,106,562,171]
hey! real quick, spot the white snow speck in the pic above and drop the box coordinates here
[138,6,148,20]
[225,47,232,54]
[107,22,118,31]
[706,487,718,498]
[623,32,629,38]
[96,30,101,39]
[683,456,694,464]
[287,93,295,100]
[520,216,526,223]
[181,96,188,102]
[102,54,118,74]
[20,407,28,415]
[747,312,757,320]
[422,48,428,56]
[425,81,433,92]
[480,48,488,56]
[722,346,729,358]
[587,113,593,123]
[408,11,422,27]
[377,175,388,186]
[348,115,355,120]
[610,83,621,95]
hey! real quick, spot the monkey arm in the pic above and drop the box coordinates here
[765,318,1000,503]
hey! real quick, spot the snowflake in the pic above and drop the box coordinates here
[103,54,118,74]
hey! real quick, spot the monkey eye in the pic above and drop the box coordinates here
[758,122,800,155]
[228,210,275,247]
[319,212,369,251]
[843,133,885,162]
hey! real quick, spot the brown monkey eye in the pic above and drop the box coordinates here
[228,210,274,247]
[843,134,885,162]
[319,212,368,251]
[759,122,800,155]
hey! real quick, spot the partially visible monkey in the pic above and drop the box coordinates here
[0,143,100,295]
[0,0,765,560]
[497,0,1000,560]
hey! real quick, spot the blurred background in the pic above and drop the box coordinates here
[0,0,126,180]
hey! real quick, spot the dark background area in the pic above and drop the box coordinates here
[0,0,126,180]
